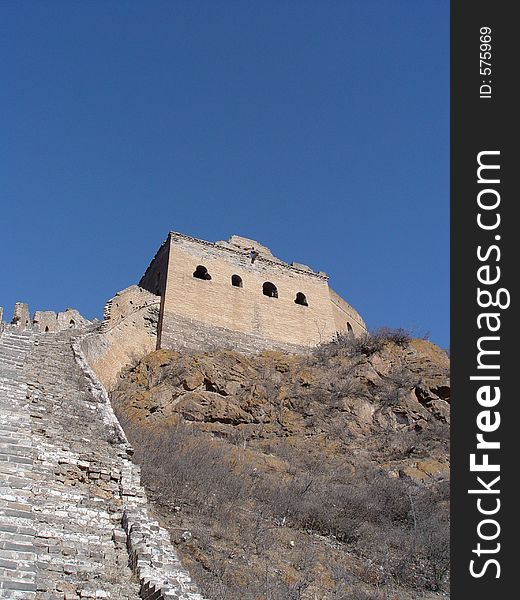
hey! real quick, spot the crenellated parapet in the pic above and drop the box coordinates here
[1,302,91,332]
[33,307,91,332]
[10,302,31,329]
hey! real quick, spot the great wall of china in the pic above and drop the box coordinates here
[0,310,207,600]
[0,232,366,598]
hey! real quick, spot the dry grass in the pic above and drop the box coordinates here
[113,330,450,599]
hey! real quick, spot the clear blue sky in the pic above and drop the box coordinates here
[0,1,449,347]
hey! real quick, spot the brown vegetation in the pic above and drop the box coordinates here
[111,329,450,599]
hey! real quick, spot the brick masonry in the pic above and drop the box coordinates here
[79,286,160,391]
[10,303,31,330]
[160,311,309,355]
[140,232,367,352]
[0,325,207,600]
[0,230,369,599]
[0,327,37,600]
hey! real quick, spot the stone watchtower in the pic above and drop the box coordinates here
[139,232,366,353]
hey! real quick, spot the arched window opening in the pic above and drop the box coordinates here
[193,265,212,280]
[294,292,308,306]
[231,275,243,288]
[347,322,354,333]
[45,326,49,332]
[262,282,278,298]
[69,319,76,328]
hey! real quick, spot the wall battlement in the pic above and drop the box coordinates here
[0,302,90,332]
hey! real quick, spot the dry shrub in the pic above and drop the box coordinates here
[315,327,411,359]
[118,412,449,594]
[113,326,449,598]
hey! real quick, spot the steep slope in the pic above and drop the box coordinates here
[0,325,207,600]
[111,331,450,600]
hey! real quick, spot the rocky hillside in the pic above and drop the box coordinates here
[111,330,450,600]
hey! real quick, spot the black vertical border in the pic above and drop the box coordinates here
[451,1,517,597]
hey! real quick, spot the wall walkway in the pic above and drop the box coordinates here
[0,326,206,600]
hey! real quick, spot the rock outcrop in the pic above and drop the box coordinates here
[110,334,450,599]
[112,337,450,452]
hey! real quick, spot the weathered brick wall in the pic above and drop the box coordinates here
[10,302,31,329]
[153,233,364,351]
[139,239,171,348]
[329,288,367,337]
[139,239,170,298]
[73,334,206,600]
[81,285,160,390]
[33,308,90,332]
[160,311,309,355]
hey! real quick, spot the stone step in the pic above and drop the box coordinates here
[0,329,37,597]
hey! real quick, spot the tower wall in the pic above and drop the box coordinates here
[140,232,366,352]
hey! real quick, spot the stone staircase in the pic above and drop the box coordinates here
[25,331,141,600]
[0,326,206,600]
[0,329,37,599]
